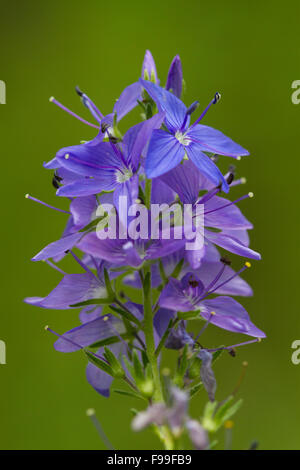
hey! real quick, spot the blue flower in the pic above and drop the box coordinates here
[140,80,249,190]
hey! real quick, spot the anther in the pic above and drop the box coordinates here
[213,92,221,104]
[220,256,231,266]
[65,153,70,159]
[226,173,235,185]
[101,122,110,133]
[248,192,254,198]
[75,86,83,97]
[245,261,251,268]
[224,420,234,429]
[86,408,95,417]
[49,96,55,102]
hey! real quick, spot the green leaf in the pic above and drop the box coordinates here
[84,349,114,376]
[189,382,203,398]
[215,396,243,426]
[177,310,200,320]
[104,268,115,300]
[113,389,145,401]
[122,355,135,379]
[170,258,184,279]
[212,349,224,363]
[132,350,145,383]
[89,332,133,349]
[109,305,142,328]
[155,319,173,357]
[70,297,112,307]
[103,347,124,378]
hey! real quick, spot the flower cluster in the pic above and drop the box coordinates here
[26,51,265,450]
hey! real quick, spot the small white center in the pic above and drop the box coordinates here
[115,167,133,183]
[175,131,191,146]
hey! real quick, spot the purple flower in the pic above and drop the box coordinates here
[132,386,208,450]
[52,113,164,203]
[158,272,265,338]
[140,79,249,189]
[158,160,261,267]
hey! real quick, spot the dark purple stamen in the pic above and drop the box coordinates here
[190,92,221,129]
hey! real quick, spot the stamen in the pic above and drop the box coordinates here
[45,260,67,275]
[195,312,215,340]
[49,97,99,129]
[204,193,253,216]
[203,263,227,295]
[206,338,261,353]
[25,194,71,214]
[45,326,108,361]
[204,262,251,297]
[230,177,247,187]
[86,408,114,450]
[190,92,221,129]
[69,250,99,281]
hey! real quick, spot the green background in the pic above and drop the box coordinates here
[0,0,299,449]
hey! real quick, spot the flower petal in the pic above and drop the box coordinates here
[25,272,106,310]
[200,296,265,337]
[166,55,183,98]
[205,231,261,260]
[140,79,187,132]
[204,196,253,230]
[145,130,185,178]
[54,315,125,352]
[32,232,83,261]
[185,144,229,192]
[141,50,158,82]
[160,160,212,205]
[188,124,249,158]
[57,177,116,197]
[123,112,165,170]
[114,82,142,121]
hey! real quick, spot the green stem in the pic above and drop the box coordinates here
[145,179,152,209]
[142,267,163,403]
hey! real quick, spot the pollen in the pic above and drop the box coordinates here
[245,261,251,268]
[44,325,49,331]
[49,96,55,102]
[25,193,30,199]
[236,156,242,161]
[248,191,254,198]
[103,316,109,322]
[210,310,216,316]
[65,153,70,160]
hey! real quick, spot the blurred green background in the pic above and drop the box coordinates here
[0,0,299,450]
